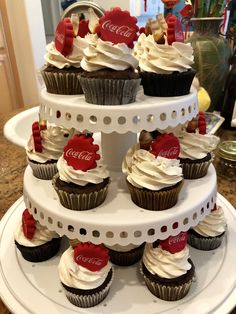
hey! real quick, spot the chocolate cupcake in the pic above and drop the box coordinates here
[141,233,195,301]
[178,131,220,179]
[52,134,110,211]
[188,204,227,250]
[14,209,61,262]
[137,35,195,97]
[58,243,113,308]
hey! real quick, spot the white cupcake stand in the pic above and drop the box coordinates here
[1,89,236,313]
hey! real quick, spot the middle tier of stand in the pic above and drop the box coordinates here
[24,164,217,245]
[39,88,198,133]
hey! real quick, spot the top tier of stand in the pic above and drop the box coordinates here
[39,88,198,134]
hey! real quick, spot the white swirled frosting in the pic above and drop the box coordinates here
[193,206,226,237]
[81,36,138,71]
[44,36,89,69]
[26,126,77,163]
[14,221,59,247]
[58,247,112,289]
[143,243,191,279]
[57,155,109,186]
[178,132,220,160]
[136,35,194,74]
[124,149,182,191]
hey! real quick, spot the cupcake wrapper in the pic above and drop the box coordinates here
[108,245,145,266]
[126,180,183,211]
[52,175,109,211]
[187,233,224,251]
[140,70,195,97]
[41,70,83,95]
[63,270,114,308]
[142,272,193,301]
[78,77,141,105]
[15,237,61,262]
[181,159,212,179]
[28,159,57,180]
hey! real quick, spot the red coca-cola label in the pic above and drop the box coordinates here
[150,133,180,159]
[97,7,139,47]
[22,209,36,240]
[55,19,74,56]
[166,14,184,45]
[160,231,188,254]
[64,135,100,171]
[74,243,109,272]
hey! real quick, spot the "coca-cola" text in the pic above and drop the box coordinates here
[102,20,134,38]
[75,254,103,266]
[55,31,64,44]
[159,146,179,158]
[65,148,93,161]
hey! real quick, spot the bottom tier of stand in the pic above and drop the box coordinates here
[0,195,236,314]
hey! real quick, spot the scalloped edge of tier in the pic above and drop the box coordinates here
[23,165,217,245]
[39,88,198,133]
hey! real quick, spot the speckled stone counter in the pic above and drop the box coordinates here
[0,110,235,314]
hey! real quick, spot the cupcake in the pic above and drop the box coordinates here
[188,204,227,250]
[14,209,61,262]
[41,15,90,95]
[123,133,183,211]
[26,121,77,180]
[52,134,110,211]
[79,8,141,105]
[137,30,195,96]
[106,242,145,266]
[177,130,220,179]
[58,242,113,308]
[140,232,195,301]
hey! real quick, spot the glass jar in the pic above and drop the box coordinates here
[216,141,236,180]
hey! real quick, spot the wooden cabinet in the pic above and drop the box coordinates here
[0,1,23,113]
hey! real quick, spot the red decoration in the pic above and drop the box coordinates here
[211,204,217,212]
[64,135,100,171]
[198,111,206,135]
[74,242,109,272]
[77,19,90,38]
[32,121,43,153]
[97,7,139,48]
[22,209,36,240]
[150,133,180,159]
[55,18,74,56]
[166,14,184,45]
[161,0,180,9]
[179,4,193,18]
[160,231,188,254]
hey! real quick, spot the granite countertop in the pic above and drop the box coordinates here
[0,110,235,313]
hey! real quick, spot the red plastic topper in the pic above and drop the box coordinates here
[55,18,74,56]
[22,209,36,240]
[166,14,184,45]
[160,231,188,254]
[97,7,139,48]
[150,133,180,159]
[63,135,100,171]
[74,242,109,272]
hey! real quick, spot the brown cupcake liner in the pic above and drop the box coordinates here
[126,180,183,211]
[63,270,114,308]
[142,272,193,301]
[187,232,224,250]
[15,237,61,262]
[52,174,109,211]
[180,160,212,179]
[108,244,145,266]
[140,70,196,97]
[28,159,57,180]
[41,70,83,95]
[78,76,141,105]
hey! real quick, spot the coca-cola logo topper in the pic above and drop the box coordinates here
[160,231,188,254]
[97,7,139,48]
[74,242,109,272]
[64,135,100,171]
[55,18,74,56]
[150,133,180,159]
